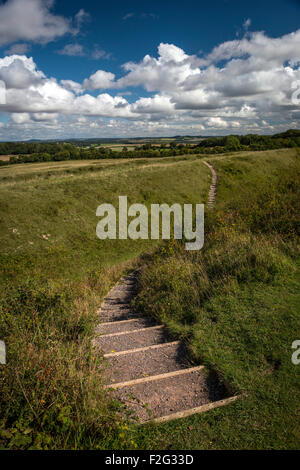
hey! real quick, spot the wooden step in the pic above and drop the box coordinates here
[107,365,205,389]
[97,318,155,335]
[94,263,238,425]
[104,340,180,357]
[106,341,188,383]
[113,366,228,423]
[147,396,239,424]
[94,325,170,353]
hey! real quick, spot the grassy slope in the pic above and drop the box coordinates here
[1,149,299,449]
[130,148,300,450]
[0,154,207,284]
[0,154,210,449]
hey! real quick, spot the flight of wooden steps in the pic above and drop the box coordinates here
[93,272,238,424]
[203,161,217,207]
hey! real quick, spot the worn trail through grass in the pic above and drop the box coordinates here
[203,161,217,207]
[93,162,238,423]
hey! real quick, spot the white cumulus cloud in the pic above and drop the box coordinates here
[1,27,300,139]
[0,0,86,46]
[83,70,116,90]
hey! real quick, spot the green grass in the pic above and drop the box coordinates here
[1,148,299,449]
[0,153,210,449]
[0,154,208,284]
[130,148,300,449]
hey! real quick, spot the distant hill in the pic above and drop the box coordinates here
[272,129,300,139]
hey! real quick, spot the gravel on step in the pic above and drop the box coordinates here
[106,341,189,383]
[96,318,156,335]
[113,368,225,422]
[94,325,170,354]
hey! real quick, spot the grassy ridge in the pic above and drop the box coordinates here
[0,154,209,449]
[0,154,207,284]
[1,149,299,449]
[131,148,300,449]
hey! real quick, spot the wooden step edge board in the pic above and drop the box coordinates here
[104,341,180,358]
[106,365,205,389]
[99,325,164,338]
[143,395,240,424]
[100,318,140,326]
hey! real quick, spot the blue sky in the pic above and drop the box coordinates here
[0,0,300,140]
[28,0,300,80]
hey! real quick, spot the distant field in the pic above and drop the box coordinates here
[98,142,199,151]
[95,143,138,151]
[0,155,14,161]
[98,143,168,151]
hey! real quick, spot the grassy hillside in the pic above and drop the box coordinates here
[131,148,300,449]
[0,154,210,449]
[0,154,208,284]
[0,148,299,449]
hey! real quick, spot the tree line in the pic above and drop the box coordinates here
[1,129,300,166]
